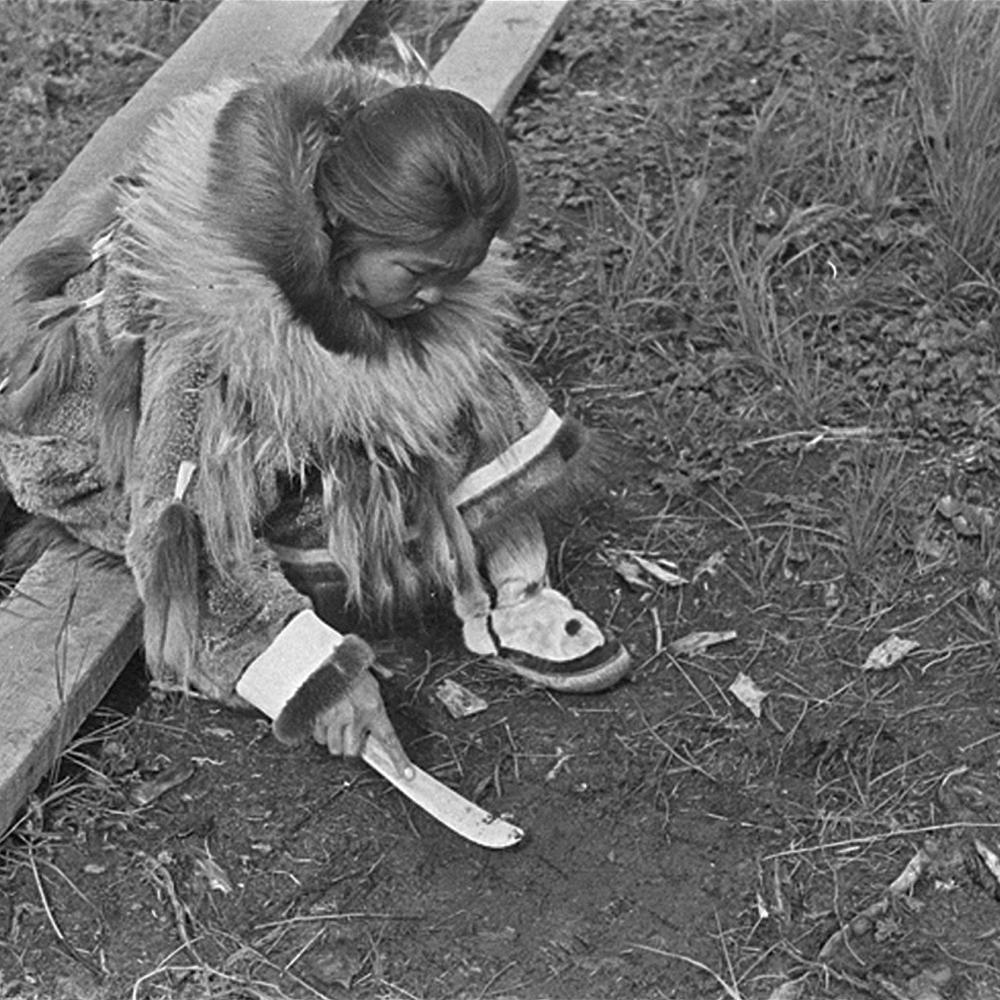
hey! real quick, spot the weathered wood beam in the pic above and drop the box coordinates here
[432,0,572,117]
[0,548,143,833]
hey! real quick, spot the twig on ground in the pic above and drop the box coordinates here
[764,820,1000,861]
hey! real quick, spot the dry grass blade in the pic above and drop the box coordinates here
[629,941,745,1000]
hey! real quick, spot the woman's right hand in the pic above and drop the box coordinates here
[311,668,413,779]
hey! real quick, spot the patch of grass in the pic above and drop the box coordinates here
[822,443,919,594]
[0,0,217,239]
[579,187,680,352]
[718,206,848,426]
[895,0,1000,291]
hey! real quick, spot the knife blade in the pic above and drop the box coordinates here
[362,735,525,849]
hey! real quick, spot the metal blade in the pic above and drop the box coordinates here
[362,736,525,849]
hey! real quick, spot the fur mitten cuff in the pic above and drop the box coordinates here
[236,609,373,745]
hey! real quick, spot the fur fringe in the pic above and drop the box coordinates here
[143,502,201,685]
[0,514,75,577]
[0,233,101,425]
[0,305,81,425]
[13,237,94,301]
[272,634,374,744]
[469,420,625,552]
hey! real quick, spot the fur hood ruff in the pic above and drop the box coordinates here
[116,61,526,607]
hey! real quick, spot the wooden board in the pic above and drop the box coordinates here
[432,0,572,116]
[0,0,572,836]
[0,548,143,833]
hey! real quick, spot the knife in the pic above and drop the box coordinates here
[236,611,525,849]
[362,735,525,849]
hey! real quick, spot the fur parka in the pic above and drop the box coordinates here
[0,59,606,700]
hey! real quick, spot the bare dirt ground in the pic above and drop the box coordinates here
[5,2,1000,999]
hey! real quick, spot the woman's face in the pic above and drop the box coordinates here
[338,225,491,320]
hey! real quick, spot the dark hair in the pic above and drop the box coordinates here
[316,86,520,256]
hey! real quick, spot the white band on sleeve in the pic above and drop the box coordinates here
[451,408,563,508]
[236,610,345,720]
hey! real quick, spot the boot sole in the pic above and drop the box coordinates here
[494,640,633,693]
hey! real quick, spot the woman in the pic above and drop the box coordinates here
[0,58,632,776]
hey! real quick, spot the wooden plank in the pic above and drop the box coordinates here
[430,0,573,117]
[0,0,367,277]
[0,548,142,834]
[0,0,368,838]
[0,0,573,836]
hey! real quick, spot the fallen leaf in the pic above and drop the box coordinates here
[193,849,233,894]
[729,672,767,718]
[612,557,649,589]
[131,761,195,806]
[974,838,1000,886]
[631,554,687,587]
[860,635,919,671]
[766,982,804,1000]
[937,494,995,537]
[692,550,726,581]
[888,847,929,895]
[611,551,687,589]
[669,630,737,656]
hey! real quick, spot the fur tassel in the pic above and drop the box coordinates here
[0,306,81,425]
[0,514,75,577]
[96,336,144,486]
[143,502,201,685]
[272,634,374,744]
[13,237,94,302]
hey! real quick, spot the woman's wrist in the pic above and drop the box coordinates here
[236,609,373,744]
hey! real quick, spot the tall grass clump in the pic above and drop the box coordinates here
[741,85,915,221]
[894,0,1000,291]
[764,0,892,49]
[580,177,709,356]
[718,206,846,424]
[824,442,916,593]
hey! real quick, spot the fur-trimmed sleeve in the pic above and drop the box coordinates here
[123,346,310,701]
